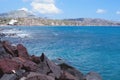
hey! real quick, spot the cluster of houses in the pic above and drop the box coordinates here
[8,19,18,25]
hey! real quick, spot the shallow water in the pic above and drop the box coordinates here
[1,26,120,80]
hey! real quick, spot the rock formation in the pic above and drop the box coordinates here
[0,40,102,80]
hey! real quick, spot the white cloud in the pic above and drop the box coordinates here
[31,0,61,14]
[116,11,120,15]
[96,9,106,14]
[18,7,35,14]
[18,7,29,12]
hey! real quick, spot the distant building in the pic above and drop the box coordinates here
[8,19,18,25]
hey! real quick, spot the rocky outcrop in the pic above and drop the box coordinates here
[0,58,21,74]
[59,63,84,80]
[0,40,102,80]
[37,53,61,79]
[0,41,12,59]
[17,44,30,59]
[84,72,102,80]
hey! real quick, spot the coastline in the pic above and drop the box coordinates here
[1,25,120,27]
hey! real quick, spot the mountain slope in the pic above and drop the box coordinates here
[0,10,35,18]
[64,18,118,26]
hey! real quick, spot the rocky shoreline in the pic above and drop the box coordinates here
[0,40,102,80]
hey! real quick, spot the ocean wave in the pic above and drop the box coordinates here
[1,28,31,38]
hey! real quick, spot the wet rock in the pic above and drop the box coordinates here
[59,63,84,80]
[17,44,29,59]
[85,72,102,80]
[0,74,17,80]
[37,53,61,79]
[0,58,21,74]
[12,57,38,72]
[20,72,55,80]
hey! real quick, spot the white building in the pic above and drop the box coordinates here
[8,19,18,25]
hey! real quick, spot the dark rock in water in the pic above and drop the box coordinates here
[0,74,17,80]
[0,41,12,59]
[20,72,55,80]
[31,55,41,64]
[0,58,21,74]
[59,63,84,80]
[0,33,6,38]
[12,57,38,72]
[17,44,29,59]
[37,53,61,79]
[85,72,102,80]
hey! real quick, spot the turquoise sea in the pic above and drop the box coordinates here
[1,26,120,80]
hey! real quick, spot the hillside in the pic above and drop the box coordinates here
[0,10,120,26]
[0,10,35,18]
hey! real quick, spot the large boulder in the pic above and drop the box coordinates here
[37,53,61,79]
[30,55,41,64]
[85,72,102,80]
[12,57,38,72]
[60,70,78,80]
[20,72,55,80]
[0,58,21,74]
[2,41,17,57]
[17,44,29,59]
[59,63,84,80]
[0,41,12,59]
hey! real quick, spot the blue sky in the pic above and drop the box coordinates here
[0,0,120,21]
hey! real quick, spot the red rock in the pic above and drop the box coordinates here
[12,57,38,72]
[31,55,40,64]
[17,44,29,59]
[0,58,21,74]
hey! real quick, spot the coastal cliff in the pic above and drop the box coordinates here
[0,40,102,80]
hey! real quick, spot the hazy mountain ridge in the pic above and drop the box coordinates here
[65,18,119,26]
[0,10,35,18]
[0,10,120,26]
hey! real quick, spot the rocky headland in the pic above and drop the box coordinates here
[0,40,102,80]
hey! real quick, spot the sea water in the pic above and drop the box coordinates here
[1,26,120,80]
